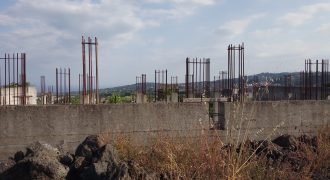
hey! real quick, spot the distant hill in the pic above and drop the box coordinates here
[99,72,315,97]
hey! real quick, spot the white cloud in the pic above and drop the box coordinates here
[316,23,330,35]
[255,40,308,59]
[278,2,330,26]
[252,28,282,39]
[0,0,218,87]
[142,0,218,19]
[144,0,216,5]
[0,14,20,26]
[215,13,265,38]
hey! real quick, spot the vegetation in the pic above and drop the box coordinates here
[103,127,330,179]
[70,96,80,104]
[107,92,133,104]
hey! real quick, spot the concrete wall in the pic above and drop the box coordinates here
[1,101,329,161]
[0,103,209,161]
[218,100,330,142]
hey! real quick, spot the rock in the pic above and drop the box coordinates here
[72,156,88,171]
[0,159,15,175]
[75,135,105,161]
[107,162,129,180]
[79,159,129,180]
[252,141,283,161]
[272,134,298,150]
[93,162,109,177]
[80,161,109,180]
[14,151,25,163]
[0,142,69,180]
[75,144,93,160]
[59,153,74,166]
[98,144,118,163]
[1,135,167,180]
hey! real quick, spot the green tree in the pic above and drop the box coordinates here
[107,93,122,104]
[70,96,80,104]
[107,92,133,104]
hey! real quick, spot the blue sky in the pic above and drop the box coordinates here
[0,0,330,89]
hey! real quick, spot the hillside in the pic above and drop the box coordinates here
[99,72,303,96]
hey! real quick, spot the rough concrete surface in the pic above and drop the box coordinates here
[0,103,209,161]
[0,101,329,161]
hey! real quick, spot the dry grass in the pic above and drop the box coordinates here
[105,126,330,180]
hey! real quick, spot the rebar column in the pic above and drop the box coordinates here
[185,57,189,98]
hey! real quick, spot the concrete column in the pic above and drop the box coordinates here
[136,93,147,104]
[170,92,178,103]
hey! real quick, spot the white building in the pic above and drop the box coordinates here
[0,86,37,105]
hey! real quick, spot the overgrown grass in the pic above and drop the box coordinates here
[102,126,330,180]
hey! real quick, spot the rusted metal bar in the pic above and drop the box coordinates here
[142,74,146,94]
[0,62,1,104]
[95,37,99,104]
[81,36,99,104]
[40,76,45,104]
[165,69,167,101]
[8,54,10,105]
[16,53,18,105]
[316,60,318,100]
[309,59,312,100]
[68,68,71,104]
[60,68,62,101]
[185,57,189,98]
[82,36,86,104]
[154,70,157,101]
[79,74,81,100]
[192,59,194,98]
[56,68,58,103]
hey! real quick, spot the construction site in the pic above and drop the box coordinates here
[1,0,330,178]
[0,36,328,161]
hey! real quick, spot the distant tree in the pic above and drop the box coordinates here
[70,96,80,105]
[107,92,133,104]
[107,93,122,104]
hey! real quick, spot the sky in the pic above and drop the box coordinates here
[0,0,330,89]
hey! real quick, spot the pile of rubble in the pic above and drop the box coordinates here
[0,134,328,179]
[0,135,156,180]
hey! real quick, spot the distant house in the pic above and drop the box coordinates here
[0,85,37,105]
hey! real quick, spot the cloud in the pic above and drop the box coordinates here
[252,27,282,39]
[141,0,218,19]
[316,23,330,35]
[0,0,218,87]
[0,14,21,26]
[0,0,218,48]
[215,13,265,38]
[255,40,308,59]
[143,0,216,5]
[278,2,330,26]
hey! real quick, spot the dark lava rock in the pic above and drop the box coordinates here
[75,135,105,161]
[69,135,153,180]
[98,144,118,163]
[0,159,15,175]
[0,142,69,180]
[272,134,298,150]
[73,156,88,171]
[252,140,283,161]
[59,153,75,166]
[13,151,25,163]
